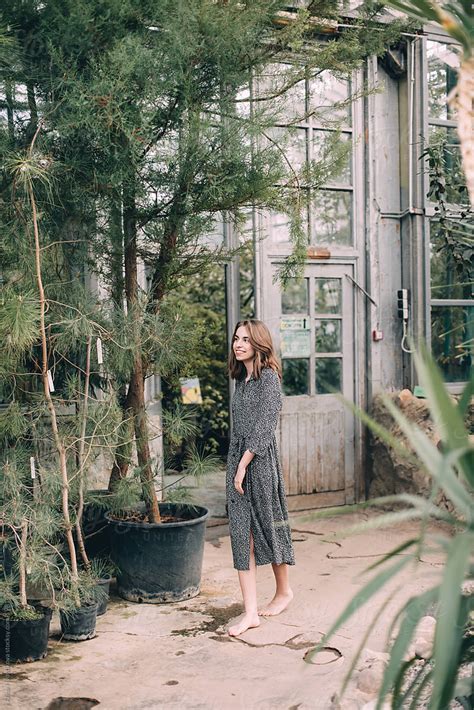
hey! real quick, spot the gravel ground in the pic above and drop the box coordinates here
[401,658,473,709]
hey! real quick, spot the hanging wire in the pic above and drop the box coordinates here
[401,319,415,354]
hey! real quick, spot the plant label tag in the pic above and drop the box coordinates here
[47,369,55,392]
[30,457,36,479]
[96,337,103,365]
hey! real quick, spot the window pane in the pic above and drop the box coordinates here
[269,209,309,245]
[431,305,473,382]
[269,127,307,173]
[427,41,459,121]
[312,130,352,185]
[315,278,342,314]
[312,189,352,245]
[315,358,342,394]
[309,72,351,126]
[430,221,474,300]
[429,125,468,204]
[282,359,309,396]
[259,64,306,121]
[282,278,309,314]
[315,319,342,352]
[270,211,291,243]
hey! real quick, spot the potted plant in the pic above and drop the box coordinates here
[1,139,121,640]
[57,568,100,642]
[105,416,218,603]
[0,439,57,662]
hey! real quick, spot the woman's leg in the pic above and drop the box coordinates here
[228,531,260,636]
[258,562,293,616]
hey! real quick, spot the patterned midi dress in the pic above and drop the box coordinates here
[226,366,295,571]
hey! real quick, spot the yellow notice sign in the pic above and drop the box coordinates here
[180,377,203,405]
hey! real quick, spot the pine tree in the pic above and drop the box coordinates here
[1,1,405,522]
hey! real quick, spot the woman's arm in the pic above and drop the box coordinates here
[234,369,281,495]
[234,449,255,495]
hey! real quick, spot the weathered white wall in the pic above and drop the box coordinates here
[365,60,405,396]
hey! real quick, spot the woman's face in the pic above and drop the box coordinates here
[233,325,255,365]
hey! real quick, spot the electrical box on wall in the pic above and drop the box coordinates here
[372,328,383,341]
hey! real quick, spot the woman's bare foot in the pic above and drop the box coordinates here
[228,612,260,636]
[259,589,293,616]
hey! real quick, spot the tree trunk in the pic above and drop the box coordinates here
[108,410,134,490]
[28,157,79,586]
[450,57,474,207]
[75,336,91,570]
[123,182,161,523]
[18,519,28,608]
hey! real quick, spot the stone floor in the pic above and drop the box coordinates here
[1,482,445,710]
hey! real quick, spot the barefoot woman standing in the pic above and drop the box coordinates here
[226,319,295,637]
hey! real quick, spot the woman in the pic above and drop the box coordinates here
[226,319,295,637]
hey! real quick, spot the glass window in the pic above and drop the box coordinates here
[427,39,473,384]
[312,189,352,245]
[270,211,291,244]
[282,278,309,314]
[270,209,309,245]
[315,319,342,353]
[430,221,473,300]
[315,358,342,394]
[282,359,309,396]
[315,278,342,314]
[312,130,352,185]
[269,127,307,174]
[431,305,473,382]
[309,71,351,126]
[428,125,468,204]
[427,41,459,121]
[259,63,306,121]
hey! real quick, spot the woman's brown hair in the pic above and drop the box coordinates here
[228,319,282,381]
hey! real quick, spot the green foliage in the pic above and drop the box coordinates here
[183,445,222,481]
[162,405,200,448]
[0,289,41,357]
[101,476,142,517]
[308,341,474,709]
[160,264,228,456]
[0,602,43,621]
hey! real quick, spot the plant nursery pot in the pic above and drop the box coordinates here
[59,603,98,641]
[0,607,52,662]
[82,489,112,560]
[106,503,209,603]
[94,577,111,616]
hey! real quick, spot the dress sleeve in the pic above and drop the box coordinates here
[245,369,282,457]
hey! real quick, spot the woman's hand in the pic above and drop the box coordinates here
[234,464,247,495]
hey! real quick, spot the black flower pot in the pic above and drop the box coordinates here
[0,607,52,662]
[106,503,209,603]
[60,603,98,641]
[82,489,112,560]
[93,578,111,616]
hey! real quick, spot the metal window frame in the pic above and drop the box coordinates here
[422,33,473,392]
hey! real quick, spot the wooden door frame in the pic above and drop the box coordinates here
[257,256,367,510]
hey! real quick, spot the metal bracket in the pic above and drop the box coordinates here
[345,273,378,307]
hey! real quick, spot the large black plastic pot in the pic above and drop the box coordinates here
[82,489,112,560]
[59,603,98,641]
[0,607,52,662]
[93,577,111,616]
[106,503,209,603]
